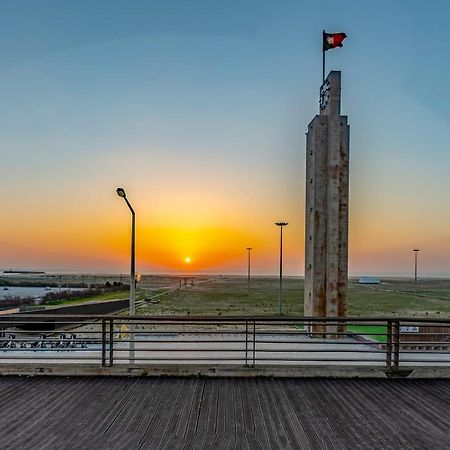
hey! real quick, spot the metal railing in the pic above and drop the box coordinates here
[0,315,448,370]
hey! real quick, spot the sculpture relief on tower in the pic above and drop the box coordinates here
[304,71,349,337]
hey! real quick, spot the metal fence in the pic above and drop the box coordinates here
[0,315,448,370]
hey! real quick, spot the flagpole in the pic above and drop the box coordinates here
[322,30,325,82]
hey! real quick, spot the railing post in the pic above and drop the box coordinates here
[109,319,114,367]
[245,320,249,367]
[101,318,107,367]
[393,320,400,370]
[386,320,392,369]
[252,320,256,367]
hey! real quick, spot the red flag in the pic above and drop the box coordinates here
[323,32,347,51]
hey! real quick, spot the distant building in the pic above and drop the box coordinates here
[358,277,380,284]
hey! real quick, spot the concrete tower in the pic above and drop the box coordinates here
[304,71,349,335]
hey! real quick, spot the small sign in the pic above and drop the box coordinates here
[400,326,419,333]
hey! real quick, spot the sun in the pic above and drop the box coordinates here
[184,257,191,264]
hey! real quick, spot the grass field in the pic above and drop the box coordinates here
[136,276,450,318]
[3,273,450,318]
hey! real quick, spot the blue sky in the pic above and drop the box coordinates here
[1,0,450,275]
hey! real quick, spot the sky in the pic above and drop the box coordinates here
[1,0,450,276]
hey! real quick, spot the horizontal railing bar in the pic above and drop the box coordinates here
[0,330,102,334]
[0,340,102,351]
[2,314,449,323]
[237,357,390,362]
[107,331,390,337]
[398,323,450,327]
[0,342,100,346]
[108,339,384,345]
[0,337,101,342]
[382,333,450,336]
[116,339,247,344]
[397,360,450,363]
[111,339,383,345]
[111,348,248,352]
[112,322,385,327]
[254,339,384,344]
[1,342,443,353]
[0,348,102,352]
[0,315,101,327]
[399,350,450,354]
[113,340,243,344]
[111,356,387,362]
[96,330,390,336]
[2,328,447,337]
[109,347,388,353]
[118,328,247,333]
[112,357,249,361]
[2,336,445,343]
[0,356,101,360]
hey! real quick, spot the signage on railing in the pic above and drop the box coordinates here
[400,326,419,333]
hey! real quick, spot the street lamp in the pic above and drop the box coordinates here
[246,247,252,290]
[413,249,419,284]
[275,222,288,316]
[116,187,136,363]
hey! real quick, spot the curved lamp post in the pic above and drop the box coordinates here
[116,187,136,363]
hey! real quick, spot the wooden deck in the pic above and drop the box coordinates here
[0,377,448,449]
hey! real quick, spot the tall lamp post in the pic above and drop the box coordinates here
[413,249,419,284]
[116,187,136,363]
[275,222,288,316]
[246,247,252,290]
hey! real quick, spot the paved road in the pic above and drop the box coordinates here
[0,376,448,449]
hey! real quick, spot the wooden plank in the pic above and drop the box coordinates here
[284,379,331,449]
[0,377,448,449]
[266,379,311,450]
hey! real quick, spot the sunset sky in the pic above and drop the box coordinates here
[1,0,450,276]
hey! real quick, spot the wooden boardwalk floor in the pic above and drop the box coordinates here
[0,377,448,449]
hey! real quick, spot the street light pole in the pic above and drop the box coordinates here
[275,222,288,316]
[116,187,136,363]
[413,249,419,284]
[246,247,252,290]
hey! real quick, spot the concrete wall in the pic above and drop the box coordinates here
[11,298,129,330]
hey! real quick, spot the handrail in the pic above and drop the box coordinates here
[0,315,448,371]
[1,314,449,323]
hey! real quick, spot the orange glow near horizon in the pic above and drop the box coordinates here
[3,155,450,275]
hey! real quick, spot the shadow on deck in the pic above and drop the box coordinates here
[0,376,448,449]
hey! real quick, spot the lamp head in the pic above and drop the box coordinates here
[116,187,126,198]
[413,249,419,252]
[246,247,252,251]
[275,222,288,227]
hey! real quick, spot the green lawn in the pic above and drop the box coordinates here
[347,325,387,343]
